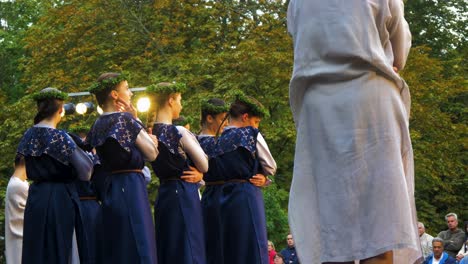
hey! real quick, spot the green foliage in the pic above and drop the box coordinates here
[401,46,467,233]
[263,183,290,249]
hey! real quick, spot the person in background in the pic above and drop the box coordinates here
[456,221,468,262]
[274,253,286,264]
[419,222,434,259]
[68,126,102,264]
[437,213,465,258]
[280,234,300,264]
[5,154,29,264]
[173,115,192,131]
[422,238,456,264]
[268,240,277,264]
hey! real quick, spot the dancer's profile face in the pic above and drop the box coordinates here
[115,81,132,104]
[170,93,182,118]
[245,115,261,128]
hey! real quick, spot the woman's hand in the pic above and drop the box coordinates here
[249,174,267,187]
[181,166,203,183]
[115,97,138,118]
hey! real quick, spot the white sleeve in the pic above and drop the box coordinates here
[387,0,412,70]
[256,133,277,176]
[135,130,159,162]
[177,126,209,173]
[6,180,29,238]
[70,148,94,181]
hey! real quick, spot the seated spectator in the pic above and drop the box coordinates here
[419,221,435,258]
[437,213,465,257]
[423,237,456,264]
[268,240,277,264]
[274,253,285,264]
[280,233,300,264]
[456,221,468,262]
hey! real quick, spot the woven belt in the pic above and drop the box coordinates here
[205,179,248,186]
[110,169,143,174]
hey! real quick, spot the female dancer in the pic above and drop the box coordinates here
[86,73,159,264]
[147,82,208,264]
[18,87,93,264]
[216,92,276,264]
[197,98,229,264]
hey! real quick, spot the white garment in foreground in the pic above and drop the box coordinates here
[5,176,29,264]
[287,0,422,263]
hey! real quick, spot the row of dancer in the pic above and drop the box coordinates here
[16,72,277,264]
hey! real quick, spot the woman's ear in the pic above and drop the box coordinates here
[241,113,249,122]
[168,96,175,107]
[110,90,119,100]
[206,115,214,123]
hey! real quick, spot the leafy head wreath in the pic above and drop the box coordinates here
[227,90,269,118]
[32,87,69,101]
[201,98,229,115]
[88,73,128,94]
[146,82,187,95]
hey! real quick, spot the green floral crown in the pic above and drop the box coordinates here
[146,82,187,95]
[229,90,269,118]
[88,73,128,94]
[201,99,229,114]
[32,87,69,101]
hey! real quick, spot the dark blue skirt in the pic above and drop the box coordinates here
[22,182,78,264]
[75,199,101,264]
[220,182,269,264]
[101,172,157,264]
[155,180,206,264]
[201,185,224,264]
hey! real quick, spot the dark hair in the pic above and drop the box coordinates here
[229,96,264,119]
[14,153,25,167]
[274,253,285,261]
[34,98,64,124]
[173,115,190,127]
[94,72,124,107]
[201,98,227,125]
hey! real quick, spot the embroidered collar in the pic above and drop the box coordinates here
[17,127,77,165]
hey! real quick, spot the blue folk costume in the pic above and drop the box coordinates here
[197,135,225,264]
[151,123,207,264]
[18,126,93,264]
[209,126,274,264]
[68,132,102,264]
[86,112,157,264]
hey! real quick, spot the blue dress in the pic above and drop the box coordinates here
[151,123,206,264]
[213,126,269,264]
[73,178,101,264]
[86,112,157,264]
[198,135,225,264]
[68,133,102,264]
[18,127,82,264]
